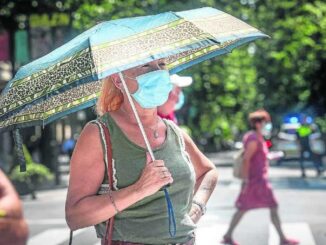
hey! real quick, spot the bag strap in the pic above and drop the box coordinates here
[97,120,115,245]
[69,120,114,245]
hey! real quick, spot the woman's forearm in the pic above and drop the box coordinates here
[0,218,29,245]
[66,183,144,230]
[0,170,24,219]
[242,159,250,180]
[193,169,218,205]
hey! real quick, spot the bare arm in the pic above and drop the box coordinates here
[242,141,258,180]
[0,169,23,219]
[182,131,218,223]
[65,123,173,230]
[0,170,28,245]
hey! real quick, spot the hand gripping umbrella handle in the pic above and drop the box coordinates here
[118,72,175,237]
[118,72,170,189]
[118,72,156,162]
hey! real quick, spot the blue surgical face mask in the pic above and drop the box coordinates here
[174,91,185,111]
[128,70,173,109]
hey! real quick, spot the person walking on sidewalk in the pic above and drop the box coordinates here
[221,110,299,245]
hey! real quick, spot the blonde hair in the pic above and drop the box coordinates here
[96,75,124,116]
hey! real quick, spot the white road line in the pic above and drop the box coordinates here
[28,228,83,245]
[269,223,316,245]
[228,181,241,190]
[27,218,67,225]
[27,222,316,245]
[196,224,228,245]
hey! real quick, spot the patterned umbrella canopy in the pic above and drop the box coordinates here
[0,7,267,132]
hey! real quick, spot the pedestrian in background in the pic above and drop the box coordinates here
[296,117,324,178]
[0,169,28,245]
[221,110,298,245]
[158,74,192,124]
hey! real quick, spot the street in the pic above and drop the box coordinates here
[22,158,326,245]
[1,1,325,244]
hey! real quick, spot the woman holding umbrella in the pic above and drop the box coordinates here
[221,110,298,245]
[0,6,270,245]
[65,59,218,245]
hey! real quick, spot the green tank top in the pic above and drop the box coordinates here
[94,113,196,244]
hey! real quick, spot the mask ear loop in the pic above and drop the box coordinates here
[118,71,176,237]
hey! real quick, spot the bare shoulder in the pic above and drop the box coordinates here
[79,122,101,142]
[68,122,105,196]
[71,122,104,168]
[66,122,106,207]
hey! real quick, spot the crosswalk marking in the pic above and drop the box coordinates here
[228,181,241,190]
[225,178,326,190]
[28,228,82,245]
[196,224,228,245]
[27,218,67,225]
[269,223,316,245]
[26,222,315,245]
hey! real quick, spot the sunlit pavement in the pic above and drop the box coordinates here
[23,160,326,245]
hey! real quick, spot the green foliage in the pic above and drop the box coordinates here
[67,0,326,148]
[71,0,172,30]
[10,145,53,184]
[183,0,326,147]
[252,0,326,115]
[1,1,325,148]
[316,116,326,133]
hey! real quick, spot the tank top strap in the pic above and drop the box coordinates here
[88,118,117,195]
[164,120,195,172]
[164,119,186,150]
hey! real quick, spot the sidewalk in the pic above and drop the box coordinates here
[22,165,326,245]
[21,152,326,245]
[206,150,238,166]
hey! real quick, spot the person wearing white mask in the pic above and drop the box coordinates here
[157,74,192,124]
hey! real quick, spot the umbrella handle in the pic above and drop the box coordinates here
[118,73,175,236]
[118,72,170,189]
[118,72,155,161]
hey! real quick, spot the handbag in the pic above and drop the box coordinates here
[233,148,244,179]
[69,120,114,245]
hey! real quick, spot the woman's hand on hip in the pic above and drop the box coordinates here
[134,152,173,198]
[189,204,202,224]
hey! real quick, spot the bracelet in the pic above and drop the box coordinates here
[108,189,120,214]
[0,209,7,218]
[192,200,206,215]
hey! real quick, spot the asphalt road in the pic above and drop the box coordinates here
[22,159,326,245]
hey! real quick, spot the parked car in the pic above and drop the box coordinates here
[273,122,326,164]
[273,123,300,161]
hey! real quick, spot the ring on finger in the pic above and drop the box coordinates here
[161,171,168,178]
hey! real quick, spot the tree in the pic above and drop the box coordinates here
[3,0,323,149]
